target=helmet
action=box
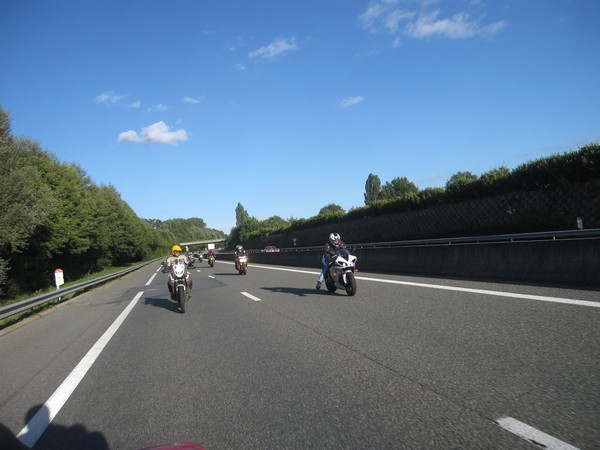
[236,245,244,252]
[329,232,341,246]
[172,245,182,254]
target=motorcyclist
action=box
[234,245,246,271]
[316,232,346,289]
[164,244,193,299]
[207,248,216,262]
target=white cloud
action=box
[181,96,201,104]
[117,130,142,143]
[249,37,298,59]
[118,121,188,145]
[148,104,169,112]
[407,10,506,39]
[129,100,141,109]
[340,96,365,108]
[359,0,406,33]
[359,0,505,41]
[236,63,247,71]
[384,8,415,33]
[94,91,125,105]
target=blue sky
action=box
[2,1,599,233]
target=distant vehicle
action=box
[263,246,279,252]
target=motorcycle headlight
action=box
[173,265,185,277]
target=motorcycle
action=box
[235,253,248,275]
[324,248,357,296]
[167,259,191,313]
[208,253,215,267]
[187,254,197,269]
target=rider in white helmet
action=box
[234,244,246,271]
[316,232,346,289]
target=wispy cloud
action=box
[181,96,202,104]
[148,104,169,112]
[94,91,125,105]
[118,121,188,145]
[128,100,141,109]
[236,63,247,71]
[407,10,506,39]
[340,96,365,108]
[249,37,298,60]
[359,0,505,41]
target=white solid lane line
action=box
[17,291,144,447]
[357,276,600,308]
[237,263,598,308]
[497,417,580,450]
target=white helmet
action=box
[329,232,341,246]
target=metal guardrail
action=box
[343,228,600,249]
[242,228,600,253]
[0,261,155,321]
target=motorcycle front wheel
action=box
[177,284,186,313]
[344,272,357,296]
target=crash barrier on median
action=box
[223,229,600,287]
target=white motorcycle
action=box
[167,259,191,313]
[324,248,357,296]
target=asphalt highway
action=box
[1,259,598,449]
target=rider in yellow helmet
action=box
[164,244,193,299]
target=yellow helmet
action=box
[171,245,182,254]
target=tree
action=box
[235,203,250,226]
[0,134,55,295]
[379,177,419,201]
[445,171,478,200]
[318,204,345,216]
[152,217,223,245]
[479,166,511,195]
[262,216,289,231]
[364,173,381,206]
[0,107,10,146]
[87,184,148,267]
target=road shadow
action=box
[261,286,317,297]
[143,296,180,312]
[10,404,109,450]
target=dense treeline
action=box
[229,143,600,245]
[147,218,226,248]
[0,107,223,298]
[352,142,600,219]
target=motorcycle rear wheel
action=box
[325,278,336,292]
[177,285,186,313]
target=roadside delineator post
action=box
[54,268,64,300]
